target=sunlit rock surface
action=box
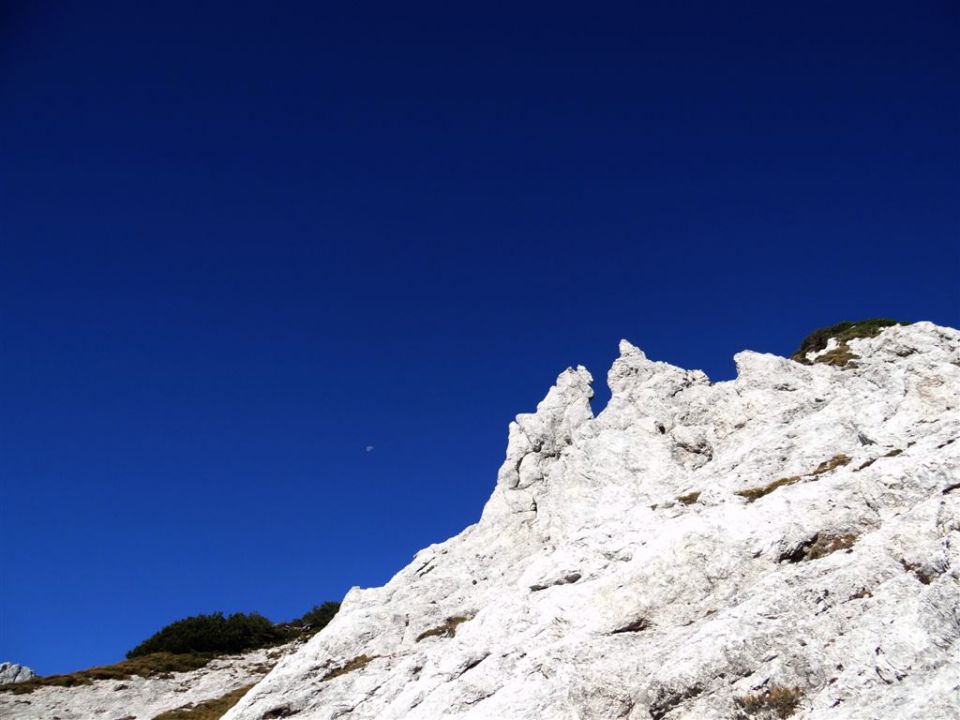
[4,323,957,719]
[221,322,960,720]
[0,663,35,685]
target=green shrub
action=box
[3,602,342,696]
[790,319,908,364]
[288,602,340,636]
[127,612,284,658]
[129,602,342,658]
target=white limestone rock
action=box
[223,321,960,720]
[0,663,35,685]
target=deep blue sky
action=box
[1,1,958,674]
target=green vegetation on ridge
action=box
[128,603,341,658]
[0,602,341,695]
[790,319,909,364]
[128,612,281,658]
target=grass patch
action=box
[736,476,801,503]
[791,319,908,364]
[280,602,340,639]
[814,344,860,367]
[677,491,701,505]
[322,654,376,681]
[804,533,858,560]
[812,454,851,475]
[151,684,254,720]
[1,653,214,695]
[857,449,903,471]
[735,686,804,718]
[415,615,470,642]
[739,454,853,503]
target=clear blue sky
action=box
[1,1,957,675]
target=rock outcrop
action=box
[223,322,960,720]
[0,663,35,685]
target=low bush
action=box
[285,602,340,637]
[128,612,283,658]
[2,601,342,697]
[128,602,341,659]
[812,454,851,475]
[790,319,907,363]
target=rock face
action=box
[0,663,35,685]
[224,322,960,720]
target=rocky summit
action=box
[220,321,960,720]
[4,322,958,720]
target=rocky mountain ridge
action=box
[224,321,960,720]
[4,321,958,719]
